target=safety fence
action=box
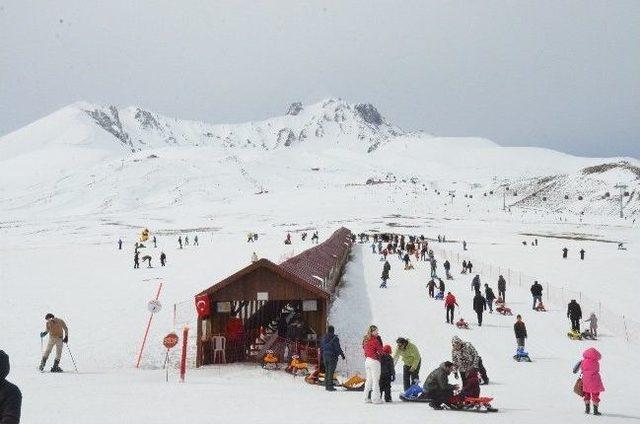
[431,246,639,344]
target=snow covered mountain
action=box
[0,99,638,219]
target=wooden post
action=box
[180,326,189,382]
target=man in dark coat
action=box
[423,361,458,409]
[497,275,507,301]
[0,351,21,424]
[473,292,487,326]
[514,315,527,347]
[471,275,481,293]
[530,281,543,310]
[562,247,568,258]
[443,260,451,279]
[484,284,496,313]
[580,249,585,260]
[567,300,582,331]
[320,326,345,391]
[160,252,167,266]
[380,260,391,288]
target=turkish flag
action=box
[195,294,210,318]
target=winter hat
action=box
[383,345,392,355]
[452,336,463,346]
[45,313,54,320]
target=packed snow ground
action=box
[1,210,639,423]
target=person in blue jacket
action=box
[320,325,346,391]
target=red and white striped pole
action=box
[180,326,189,382]
[136,282,163,368]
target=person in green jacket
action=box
[394,337,422,390]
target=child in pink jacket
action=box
[573,347,605,415]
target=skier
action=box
[445,292,458,324]
[141,255,152,268]
[0,351,21,424]
[320,325,345,391]
[393,337,421,390]
[311,231,319,244]
[484,284,496,313]
[580,248,585,260]
[567,299,582,332]
[380,345,395,402]
[134,251,140,269]
[514,314,527,348]
[573,348,604,415]
[160,252,167,266]
[380,260,391,288]
[194,235,199,246]
[426,279,436,298]
[443,260,451,279]
[585,312,598,337]
[473,292,487,326]
[118,239,123,250]
[530,280,543,310]
[153,236,157,248]
[471,274,481,293]
[497,275,507,301]
[362,325,384,404]
[251,252,258,263]
[451,336,489,385]
[39,313,68,372]
[178,236,183,249]
[423,361,458,410]
[562,247,568,258]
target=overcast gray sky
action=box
[1,0,638,158]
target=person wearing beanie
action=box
[0,350,22,424]
[379,345,395,402]
[393,337,422,390]
[39,313,69,372]
[320,325,346,391]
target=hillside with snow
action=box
[0,99,638,221]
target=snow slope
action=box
[1,99,638,219]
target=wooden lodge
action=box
[195,227,352,367]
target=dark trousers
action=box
[428,286,434,297]
[532,295,542,309]
[403,361,421,390]
[476,311,483,326]
[323,355,338,389]
[429,387,454,406]
[380,378,392,401]
[498,289,505,301]
[446,306,455,323]
[570,317,581,332]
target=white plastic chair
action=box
[211,335,226,364]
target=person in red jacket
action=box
[445,292,459,324]
[362,325,384,404]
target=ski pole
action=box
[66,344,79,373]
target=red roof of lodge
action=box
[280,227,352,292]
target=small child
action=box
[380,345,396,402]
[459,368,480,399]
[584,312,598,337]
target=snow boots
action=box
[593,405,601,415]
[51,359,63,373]
[38,358,46,372]
[585,403,590,414]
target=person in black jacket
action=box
[473,292,487,326]
[484,284,496,313]
[497,275,507,301]
[320,326,345,391]
[567,300,583,331]
[379,345,395,402]
[471,275,481,294]
[0,351,21,424]
[514,315,527,347]
[530,281,543,310]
